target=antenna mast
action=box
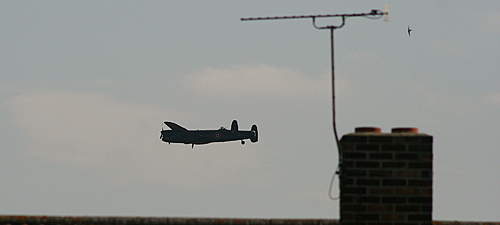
[241,9,388,197]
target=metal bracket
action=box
[312,16,345,30]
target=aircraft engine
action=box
[250,125,258,143]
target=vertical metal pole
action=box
[327,27,342,202]
[331,28,341,159]
[330,27,343,222]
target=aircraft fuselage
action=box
[161,129,255,145]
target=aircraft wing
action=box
[164,121,189,132]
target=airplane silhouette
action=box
[160,120,258,148]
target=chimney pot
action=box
[391,127,419,134]
[355,127,382,133]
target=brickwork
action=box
[340,130,433,225]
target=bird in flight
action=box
[407,25,413,36]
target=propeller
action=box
[160,122,165,140]
[383,3,391,22]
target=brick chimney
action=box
[339,127,433,225]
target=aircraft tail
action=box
[250,124,258,143]
[231,120,238,132]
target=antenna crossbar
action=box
[241,10,387,21]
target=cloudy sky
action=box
[1,0,499,221]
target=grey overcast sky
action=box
[1,0,499,221]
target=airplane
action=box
[160,120,258,148]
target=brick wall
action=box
[339,127,433,225]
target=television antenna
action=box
[241,9,388,200]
